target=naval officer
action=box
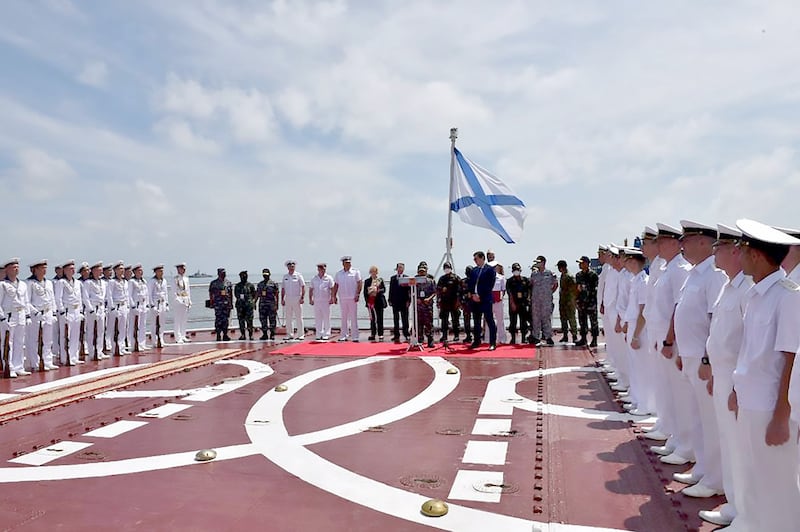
[0,258,30,376]
[25,259,58,371]
[83,261,109,361]
[172,263,192,343]
[333,256,362,342]
[281,260,305,341]
[54,260,84,366]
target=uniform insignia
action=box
[778,278,800,291]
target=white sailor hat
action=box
[340,255,352,262]
[91,261,103,269]
[29,259,47,268]
[3,258,20,268]
[620,247,644,257]
[736,219,800,248]
[487,260,498,267]
[716,224,741,243]
[316,262,327,267]
[284,259,296,267]
[113,260,125,269]
[773,225,800,240]
[61,259,75,268]
[78,261,90,272]
[679,220,717,239]
[130,263,142,270]
[597,244,609,252]
[175,262,186,268]
[642,226,658,240]
[608,245,620,256]
[153,264,164,271]
[656,223,682,239]
[102,262,113,270]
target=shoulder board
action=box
[778,278,800,291]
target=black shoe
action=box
[223,335,231,341]
[368,335,375,341]
[589,338,597,348]
[545,338,554,346]
[427,337,435,348]
[239,334,246,341]
[260,334,268,341]
[452,335,459,342]
[463,336,473,344]
[469,341,480,349]
[558,335,568,343]
[529,337,539,345]
[249,333,254,340]
[488,344,496,351]
[216,333,221,341]
[575,338,587,347]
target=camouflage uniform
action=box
[505,269,531,344]
[436,268,461,342]
[575,268,599,346]
[415,271,436,347]
[530,268,557,344]
[558,270,578,342]
[234,273,257,340]
[459,266,474,343]
[256,275,280,340]
[209,276,233,341]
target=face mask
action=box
[444,268,452,274]
[513,271,521,277]
[263,274,270,280]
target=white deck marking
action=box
[462,440,508,465]
[83,420,148,438]
[0,393,19,402]
[14,364,149,394]
[8,441,93,466]
[137,403,193,419]
[94,359,273,402]
[471,418,512,435]
[448,470,504,503]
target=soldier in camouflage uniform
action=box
[506,262,531,345]
[574,255,599,347]
[556,260,578,343]
[459,265,474,344]
[415,262,436,348]
[234,270,257,340]
[255,268,279,341]
[436,261,461,343]
[530,255,558,346]
[208,268,233,341]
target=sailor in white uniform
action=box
[731,219,800,531]
[671,220,727,497]
[172,263,191,343]
[309,262,334,340]
[127,264,149,351]
[640,227,667,434]
[148,265,169,348]
[54,260,84,366]
[82,261,109,361]
[333,256,362,342]
[25,259,58,371]
[0,258,31,377]
[281,260,305,340]
[106,261,130,356]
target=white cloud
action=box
[0,148,76,200]
[77,60,108,88]
[154,118,220,154]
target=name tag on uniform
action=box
[419,290,426,297]
[262,290,267,296]
[221,290,227,296]
[517,292,523,298]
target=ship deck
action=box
[0,334,726,531]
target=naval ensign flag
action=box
[449,148,527,243]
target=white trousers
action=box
[683,357,722,489]
[339,298,358,339]
[108,308,129,354]
[313,302,331,337]
[608,318,630,388]
[127,308,147,350]
[663,354,696,460]
[601,312,617,369]
[59,315,82,364]
[284,299,303,337]
[648,327,675,436]
[626,327,656,413]
[173,303,189,342]
[86,311,106,359]
[1,321,26,372]
[25,317,55,369]
[491,301,507,343]
[711,364,739,521]
[149,311,165,347]
[733,408,800,531]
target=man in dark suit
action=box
[467,251,497,350]
[388,262,411,343]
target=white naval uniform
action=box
[282,272,305,339]
[642,257,667,431]
[172,274,191,343]
[600,264,619,370]
[650,254,692,459]
[148,277,169,348]
[673,255,727,491]
[706,270,752,525]
[624,269,654,414]
[127,278,149,351]
[491,275,507,344]
[106,277,130,355]
[613,267,633,391]
[310,273,334,339]
[82,278,107,359]
[0,277,31,374]
[335,268,362,340]
[25,277,57,369]
[54,277,83,365]
[732,269,800,531]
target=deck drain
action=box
[472,481,519,494]
[361,425,388,433]
[77,450,106,461]
[435,428,465,436]
[172,414,193,421]
[501,397,525,403]
[400,474,443,489]
[492,430,524,438]
[249,419,270,424]
[468,375,493,380]
[457,396,483,403]
[234,389,253,395]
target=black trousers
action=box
[439,306,460,338]
[392,304,409,339]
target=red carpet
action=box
[271,339,535,358]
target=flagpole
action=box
[445,127,457,270]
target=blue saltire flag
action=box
[450,148,527,243]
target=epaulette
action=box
[778,278,800,291]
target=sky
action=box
[1,0,800,279]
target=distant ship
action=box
[188,270,212,278]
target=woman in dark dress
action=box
[364,265,387,341]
